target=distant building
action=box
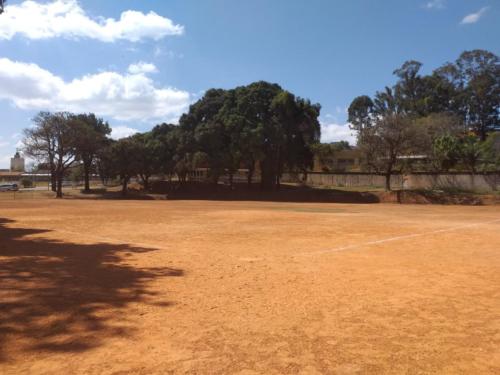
[313,149,363,172]
[0,171,23,183]
[10,151,25,172]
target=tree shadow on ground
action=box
[0,218,183,362]
[76,182,380,204]
[159,182,381,204]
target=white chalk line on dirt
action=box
[20,218,500,261]
[295,218,500,257]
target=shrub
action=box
[20,177,33,188]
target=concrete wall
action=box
[405,174,499,192]
[282,172,500,192]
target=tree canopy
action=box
[173,81,321,190]
[21,54,499,196]
[348,49,499,190]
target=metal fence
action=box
[0,190,43,200]
[0,182,105,200]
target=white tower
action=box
[10,151,25,172]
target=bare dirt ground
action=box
[1,199,499,374]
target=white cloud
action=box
[0,57,191,122]
[0,138,12,169]
[424,0,446,10]
[461,7,489,24]
[320,122,357,145]
[0,135,18,151]
[110,126,139,140]
[128,62,158,75]
[0,0,184,42]
[0,137,9,148]
[154,46,184,59]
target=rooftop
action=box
[0,171,23,177]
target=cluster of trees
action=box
[348,49,500,190]
[22,51,499,195]
[24,81,321,196]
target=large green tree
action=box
[175,81,321,190]
[177,89,227,183]
[109,138,140,195]
[131,132,161,191]
[95,138,115,186]
[269,91,321,187]
[393,60,425,115]
[230,82,320,190]
[455,50,500,140]
[72,113,111,192]
[348,95,375,135]
[151,123,179,180]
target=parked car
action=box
[0,183,19,191]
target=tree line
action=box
[22,50,499,196]
[348,49,499,190]
[23,81,321,197]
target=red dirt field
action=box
[1,199,499,374]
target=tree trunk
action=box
[177,173,186,185]
[49,158,57,192]
[385,173,391,192]
[212,172,219,185]
[479,121,487,142]
[385,158,395,192]
[83,161,91,192]
[247,165,254,186]
[470,163,476,175]
[143,176,150,191]
[51,171,57,192]
[56,172,63,198]
[229,172,234,188]
[121,176,129,196]
[260,159,277,191]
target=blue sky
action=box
[0,0,498,168]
